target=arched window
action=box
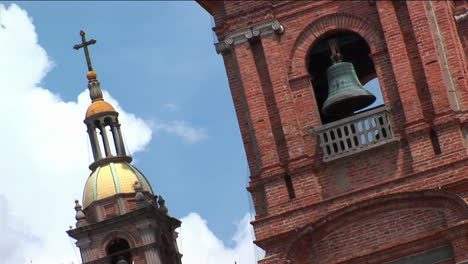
[104,117,118,156]
[307,31,384,124]
[106,238,132,264]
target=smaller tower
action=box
[67,31,182,264]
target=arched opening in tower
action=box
[106,238,132,264]
[104,117,118,156]
[307,31,383,124]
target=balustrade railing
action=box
[314,105,396,161]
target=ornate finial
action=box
[87,79,103,102]
[74,30,103,102]
[271,20,284,34]
[158,195,168,214]
[73,30,97,72]
[134,181,142,192]
[74,200,88,227]
[87,71,97,80]
[134,181,149,209]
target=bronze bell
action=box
[321,39,376,116]
[322,62,376,116]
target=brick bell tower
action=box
[197,1,468,264]
[67,31,182,264]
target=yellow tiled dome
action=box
[82,162,153,208]
[85,100,116,118]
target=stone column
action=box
[116,123,127,156]
[99,124,113,157]
[137,220,162,264]
[110,121,123,156]
[76,237,94,263]
[88,125,102,160]
[117,197,126,215]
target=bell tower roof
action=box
[86,99,116,118]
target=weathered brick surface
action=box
[197,1,468,263]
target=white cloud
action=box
[0,4,151,263]
[178,213,265,264]
[0,3,250,264]
[163,103,178,112]
[0,195,41,263]
[153,119,208,143]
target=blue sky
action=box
[21,1,249,241]
[0,1,259,263]
[0,2,384,263]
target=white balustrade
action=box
[314,105,396,161]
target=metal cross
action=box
[73,30,97,71]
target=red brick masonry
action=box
[197,1,468,263]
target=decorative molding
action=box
[215,19,284,54]
[454,9,468,23]
[136,219,154,232]
[76,236,92,248]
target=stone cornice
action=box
[215,19,284,54]
[67,205,181,238]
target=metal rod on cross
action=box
[73,30,97,71]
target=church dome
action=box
[82,161,154,208]
[86,100,116,118]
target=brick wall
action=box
[197,1,468,263]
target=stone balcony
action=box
[314,105,397,162]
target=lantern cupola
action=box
[84,70,132,170]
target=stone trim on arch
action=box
[99,230,138,258]
[288,12,386,80]
[281,190,468,263]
